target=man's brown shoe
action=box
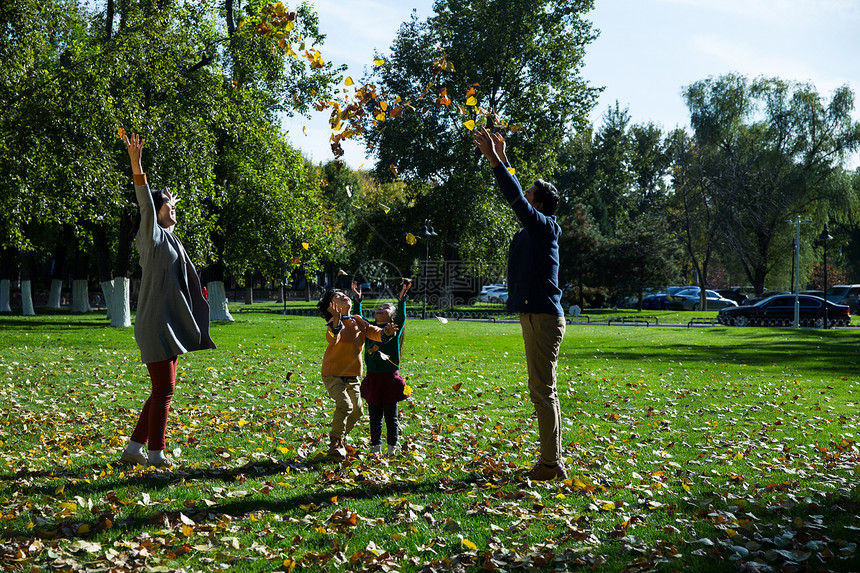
[326,437,346,462]
[528,462,567,481]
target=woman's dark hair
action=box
[532,179,560,216]
[317,289,344,320]
[150,189,165,213]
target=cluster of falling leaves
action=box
[249,2,521,166]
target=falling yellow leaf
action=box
[405,233,417,245]
[507,167,516,176]
[302,242,309,250]
[465,96,477,106]
[117,127,125,138]
[403,384,413,396]
[344,76,354,86]
[510,125,522,132]
[302,126,307,136]
[375,112,386,121]
[463,120,475,131]
[380,101,388,111]
[374,57,385,66]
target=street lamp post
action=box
[417,219,437,320]
[787,217,810,328]
[819,224,833,328]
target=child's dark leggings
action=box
[368,403,398,446]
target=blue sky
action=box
[282,0,860,168]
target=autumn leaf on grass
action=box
[452,382,462,391]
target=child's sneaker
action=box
[369,444,381,455]
[386,444,397,458]
[120,450,147,466]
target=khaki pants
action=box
[323,376,363,440]
[520,313,566,466]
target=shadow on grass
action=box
[3,457,859,572]
[565,327,860,377]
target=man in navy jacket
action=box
[474,128,567,481]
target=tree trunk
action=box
[47,280,62,308]
[245,271,253,305]
[110,209,135,328]
[207,280,234,321]
[20,252,34,316]
[0,280,9,312]
[111,276,131,327]
[47,239,68,309]
[0,249,12,312]
[91,224,114,319]
[71,245,91,313]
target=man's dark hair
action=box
[532,179,560,216]
[317,289,344,321]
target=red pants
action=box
[130,356,177,451]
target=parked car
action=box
[715,289,749,305]
[641,286,686,310]
[665,288,738,311]
[744,291,790,306]
[824,284,860,312]
[717,294,850,327]
[477,284,507,303]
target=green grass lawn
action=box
[1,307,859,571]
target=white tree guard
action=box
[207,280,234,322]
[110,276,132,327]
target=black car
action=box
[717,294,851,327]
[715,289,749,305]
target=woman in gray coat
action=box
[120,132,216,468]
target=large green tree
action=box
[361,0,600,269]
[681,74,860,294]
[1,0,340,321]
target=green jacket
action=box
[356,296,407,373]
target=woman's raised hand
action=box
[123,132,145,175]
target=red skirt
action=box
[361,370,408,405]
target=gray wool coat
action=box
[134,183,216,364]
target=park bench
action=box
[687,317,721,327]
[607,315,659,326]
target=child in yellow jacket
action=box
[317,286,397,461]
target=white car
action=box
[477,284,507,303]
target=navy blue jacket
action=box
[493,163,563,316]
